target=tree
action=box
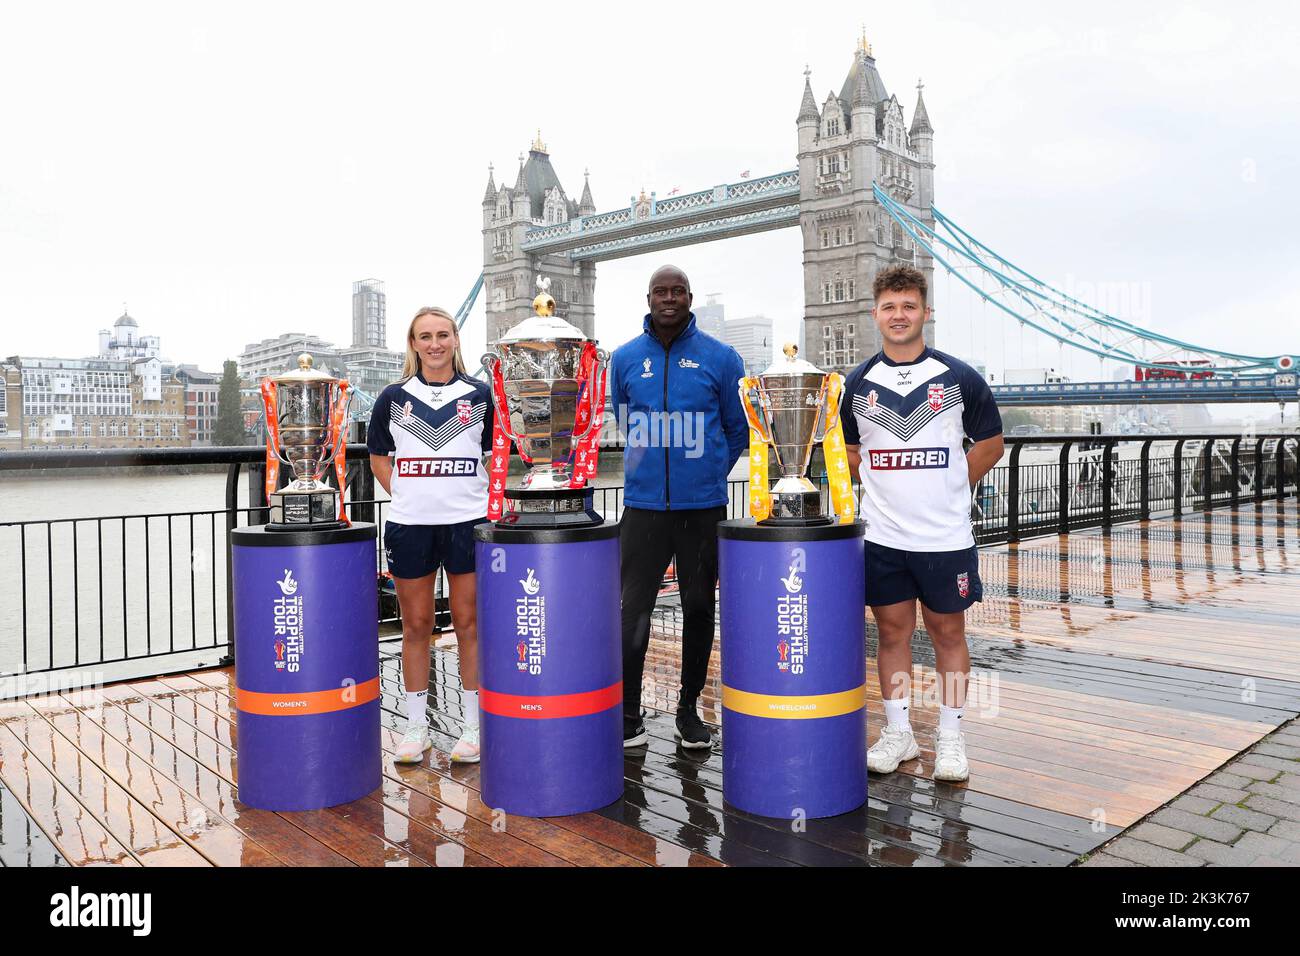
[213,359,247,446]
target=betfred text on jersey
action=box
[868,447,950,470]
[396,457,478,477]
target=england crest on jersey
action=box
[927,383,945,412]
[457,398,472,424]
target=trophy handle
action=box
[325,384,354,467]
[480,351,521,443]
[738,378,773,445]
[573,346,607,442]
[811,375,835,444]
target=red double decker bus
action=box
[1135,360,1214,382]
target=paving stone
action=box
[1128,822,1197,851]
[1105,838,1202,868]
[1227,761,1281,781]
[1267,819,1300,842]
[1234,754,1295,773]
[1204,771,1252,790]
[1184,839,1259,866]
[1211,804,1276,832]
[1170,794,1220,815]
[1245,794,1300,823]
[1079,852,1140,867]
[1246,781,1300,804]
[1272,771,1300,792]
[1150,808,1243,844]
[1189,783,1250,804]
[1233,831,1294,860]
[1252,742,1300,761]
[1248,856,1288,867]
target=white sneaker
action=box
[450,724,481,764]
[933,728,970,782]
[393,723,432,764]
[867,724,920,774]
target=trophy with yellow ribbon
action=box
[739,344,855,525]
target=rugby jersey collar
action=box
[877,346,933,368]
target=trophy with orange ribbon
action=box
[259,353,352,530]
[480,277,608,528]
[738,343,855,525]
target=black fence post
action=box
[1201,439,1214,513]
[1255,437,1267,504]
[1139,439,1153,521]
[1007,443,1023,543]
[1230,437,1241,509]
[1173,439,1185,519]
[1102,438,1116,529]
[1277,438,1286,504]
[221,462,241,667]
[1058,441,1072,536]
[248,462,269,526]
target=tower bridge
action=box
[463,36,1295,408]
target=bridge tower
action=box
[798,36,937,375]
[482,133,597,343]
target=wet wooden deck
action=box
[1,500,1297,866]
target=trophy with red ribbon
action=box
[259,353,352,530]
[480,278,607,528]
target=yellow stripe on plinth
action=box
[722,683,866,720]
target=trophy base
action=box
[759,489,832,527]
[267,487,345,531]
[496,488,603,529]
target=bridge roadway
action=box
[0,499,1296,866]
[993,374,1300,406]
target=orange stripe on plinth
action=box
[236,676,380,716]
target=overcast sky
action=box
[2,1,1298,419]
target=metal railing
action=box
[0,432,1295,690]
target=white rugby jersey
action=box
[366,371,493,525]
[840,348,1002,552]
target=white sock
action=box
[883,697,911,731]
[939,704,964,733]
[462,689,480,729]
[405,689,428,728]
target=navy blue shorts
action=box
[864,540,983,614]
[384,518,482,579]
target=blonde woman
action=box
[368,307,490,763]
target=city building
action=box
[725,314,775,376]
[238,333,342,382]
[97,310,161,362]
[337,345,405,395]
[173,365,222,446]
[481,133,597,342]
[1,364,21,451]
[352,279,387,348]
[5,355,189,449]
[798,36,936,376]
[694,294,726,339]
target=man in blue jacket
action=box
[610,264,748,749]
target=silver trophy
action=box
[263,353,350,529]
[741,344,834,525]
[480,279,607,527]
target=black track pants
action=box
[619,505,726,719]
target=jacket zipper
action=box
[662,335,673,510]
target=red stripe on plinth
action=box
[479,681,622,720]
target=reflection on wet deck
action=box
[0,501,1295,866]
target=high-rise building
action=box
[352,279,387,348]
[725,315,775,377]
[695,294,726,339]
[238,333,342,382]
[798,37,936,376]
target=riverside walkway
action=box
[0,500,1297,866]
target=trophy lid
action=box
[760,343,825,378]
[497,313,589,345]
[271,353,340,385]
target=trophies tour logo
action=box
[776,549,809,674]
[516,568,546,676]
[272,568,304,672]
